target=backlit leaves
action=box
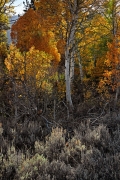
[11,8,60,64]
[5,44,53,91]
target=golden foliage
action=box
[0,42,7,57]
[5,44,53,91]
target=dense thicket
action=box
[0,0,120,179]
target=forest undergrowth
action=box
[0,97,120,180]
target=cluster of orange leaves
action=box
[99,38,120,93]
[11,8,60,65]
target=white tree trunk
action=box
[65,41,73,109]
[65,0,78,109]
[65,26,76,109]
[70,50,75,81]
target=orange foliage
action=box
[99,38,120,92]
[11,8,60,64]
[57,39,66,54]
[34,0,64,25]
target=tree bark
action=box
[65,0,78,110]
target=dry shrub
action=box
[83,124,112,153]
[111,127,120,153]
[35,127,87,167]
[18,153,49,180]
[48,160,75,180]
[1,121,120,179]
[0,144,17,180]
[31,126,120,179]
[59,131,86,167]
[76,149,120,180]
[43,127,66,161]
